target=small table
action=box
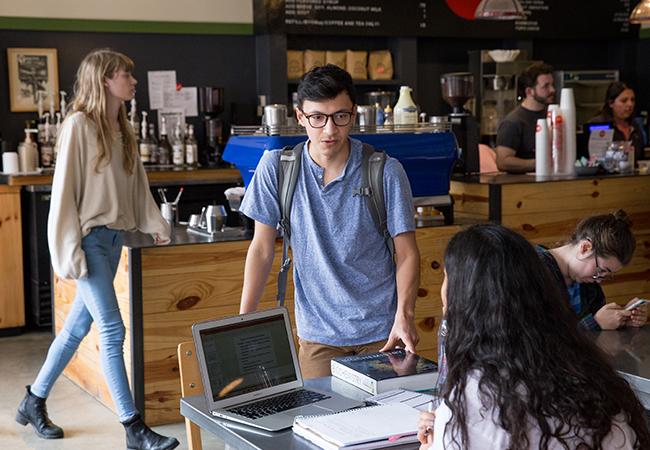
[180,377,420,450]
[592,326,650,408]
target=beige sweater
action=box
[48,112,170,279]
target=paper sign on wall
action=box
[163,87,198,117]
[147,71,176,110]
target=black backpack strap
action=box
[276,142,304,306]
[359,143,395,261]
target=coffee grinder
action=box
[198,87,225,167]
[441,72,480,173]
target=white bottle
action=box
[139,111,151,164]
[393,86,418,125]
[129,98,140,137]
[59,91,67,118]
[18,129,39,173]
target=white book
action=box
[292,403,419,450]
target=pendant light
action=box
[474,0,526,20]
[630,0,650,24]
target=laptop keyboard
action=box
[228,389,331,419]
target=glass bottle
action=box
[157,117,172,166]
[185,124,198,167]
[139,111,151,164]
[40,114,54,168]
[129,98,140,137]
[172,123,185,167]
[148,123,159,165]
[52,112,62,165]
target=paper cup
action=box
[2,152,19,174]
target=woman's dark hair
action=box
[297,64,356,107]
[570,209,635,265]
[598,81,635,121]
[441,224,649,449]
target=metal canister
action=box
[263,104,288,135]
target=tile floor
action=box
[0,331,225,450]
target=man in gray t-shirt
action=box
[496,63,555,174]
[239,65,420,379]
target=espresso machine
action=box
[198,87,225,167]
[441,73,480,173]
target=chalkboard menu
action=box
[255,0,638,39]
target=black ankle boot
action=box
[123,415,179,450]
[15,385,64,439]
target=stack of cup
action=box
[2,152,20,174]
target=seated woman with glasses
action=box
[536,210,646,331]
[417,224,649,449]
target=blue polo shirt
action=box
[240,138,415,346]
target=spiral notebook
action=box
[292,403,420,450]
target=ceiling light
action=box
[475,0,526,20]
[630,0,650,24]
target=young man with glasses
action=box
[536,210,647,331]
[238,64,420,378]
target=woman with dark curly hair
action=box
[417,224,649,449]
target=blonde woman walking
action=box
[15,49,178,450]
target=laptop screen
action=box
[198,313,298,402]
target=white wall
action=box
[0,0,252,23]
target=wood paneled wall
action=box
[451,175,650,306]
[0,185,24,330]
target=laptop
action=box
[192,307,364,431]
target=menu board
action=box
[255,0,638,39]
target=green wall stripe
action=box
[640,27,650,39]
[0,16,253,35]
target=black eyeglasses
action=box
[300,110,354,128]
[593,253,613,281]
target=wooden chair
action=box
[177,341,203,450]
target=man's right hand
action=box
[595,302,632,330]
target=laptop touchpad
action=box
[290,404,333,416]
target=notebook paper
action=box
[292,403,419,449]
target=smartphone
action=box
[625,299,648,311]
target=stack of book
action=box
[330,349,438,395]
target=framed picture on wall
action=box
[7,47,59,113]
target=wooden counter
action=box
[451,171,650,305]
[0,167,242,187]
[0,185,25,334]
[53,224,456,425]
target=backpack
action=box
[276,141,394,306]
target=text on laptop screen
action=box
[199,314,297,402]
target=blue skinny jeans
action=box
[31,226,137,422]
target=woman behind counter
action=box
[590,81,645,164]
[417,224,649,449]
[15,49,178,450]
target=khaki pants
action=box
[298,338,386,379]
